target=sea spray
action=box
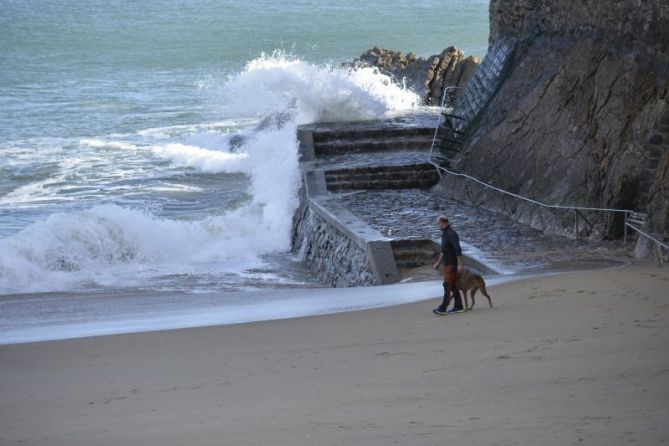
[219,51,419,124]
[0,52,420,294]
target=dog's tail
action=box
[478,278,493,308]
[479,280,490,297]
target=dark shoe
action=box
[433,307,448,315]
[447,307,464,314]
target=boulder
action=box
[354,46,480,105]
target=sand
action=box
[1,261,668,445]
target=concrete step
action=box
[326,178,439,191]
[393,250,439,268]
[325,163,439,191]
[314,136,433,156]
[390,239,440,269]
[312,126,435,144]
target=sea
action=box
[0,0,489,300]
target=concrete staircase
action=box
[313,127,434,156]
[390,239,439,269]
[295,115,503,287]
[324,163,439,191]
[390,238,499,281]
[308,122,440,192]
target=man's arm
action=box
[433,253,443,270]
[448,230,465,273]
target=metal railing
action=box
[624,221,669,267]
[428,86,463,160]
[426,86,666,265]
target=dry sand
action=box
[1,261,668,445]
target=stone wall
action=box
[292,197,377,287]
[438,0,669,243]
[291,129,402,287]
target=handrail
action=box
[427,161,634,215]
[427,85,634,215]
[425,84,653,244]
[428,86,462,165]
[625,222,669,251]
[625,222,668,267]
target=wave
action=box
[218,51,420,124]
[0,52,420,294]
[0,127,299,293]
[0,203,292,293]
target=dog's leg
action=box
[469,287,477,310]
[463,290,469,311]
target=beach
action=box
[1,261,667,445]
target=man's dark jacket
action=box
[440,226,462,272]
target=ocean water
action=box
[0,0,489,295]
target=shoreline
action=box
[0,257,630,345]
[2,260,667,445]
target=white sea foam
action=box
[134,119,259,139]
[0,203,286,293]
[79,138,139,151]
[219,51,419,124]
[150,143,250,173]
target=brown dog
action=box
[456,271,493,310]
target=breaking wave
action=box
[0,52,420,293]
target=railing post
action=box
[623,211,628,243]
[574,209,579,241]
[655,244,663,268]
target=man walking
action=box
[433,215,465,315]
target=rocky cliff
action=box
[439,0,668,248]
[354,46,480,105]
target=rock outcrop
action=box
[354,47,480,105]
[436,0,668,249]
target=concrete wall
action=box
[291,130,401,287]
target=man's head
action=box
[436,215,449,230]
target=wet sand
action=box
[1,261,668,445]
